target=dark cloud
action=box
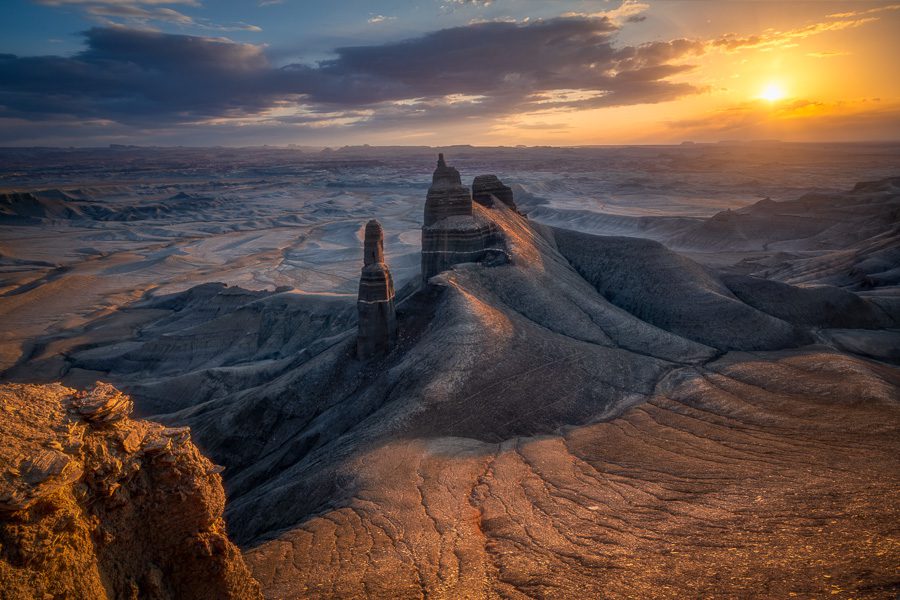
[0,16,704,138]
[0,27,284,123]
[312,18,625,104]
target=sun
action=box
[759,82,787,102]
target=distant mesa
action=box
[421,154,510,284]
[356,219,398,360]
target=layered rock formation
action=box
[423,153,471,226]
[472,174,516,210]
[0,382,261,600]
[421,154,508,284]
[357,220,398,359]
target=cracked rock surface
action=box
[246,350,900,599]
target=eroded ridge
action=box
[247,351,900,599]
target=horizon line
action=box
[3,140,900,151]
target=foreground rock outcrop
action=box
[421,154,508,283]
[357,219,398,359]
[0,382,261,600]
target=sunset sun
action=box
[759,82,788,102]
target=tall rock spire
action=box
[424,153,471,226]
[363,218,385,266]
[357,220,398,360]
[421,154,508,285]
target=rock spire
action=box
[421,154,508,284]
[424,153,472,226]
[357,220,398,359]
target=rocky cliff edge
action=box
[0,382,261,600]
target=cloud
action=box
[306,18,702,108]
[33,0,261,32]
[439,0,493,14]
[202,21,263,32]
[0,27,275,125]
[83,4,195,26]
[711,16,878,51]
[562,1,650,25]
[503,120,570,131]
[666,97,900,142]
[0,16,705,138]
[806,51,850,58]
[444,0,493,6]
[367,15,396,24]
[827,3,900,18]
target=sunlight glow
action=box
[759,82,788,102]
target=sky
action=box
[1,0,899,146]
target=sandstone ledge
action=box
[0,382,261,600]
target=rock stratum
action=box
[472,174,516,211]
[2,157,899,599]
[0,382,261,600]
[421,154,508,283]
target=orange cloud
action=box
[806,51,851,58]
[827,3,900,18]
[711,17,878,52]
[667,98,900,142]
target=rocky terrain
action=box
[1,145,899,598]
[2,143,898,372]
[0,382,261,599]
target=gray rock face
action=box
[550,227,805,350]
[720,274,895,329]
[362,217,386,266]
[423,153,472,226]
[472,174,516,210]
[357,220,398,359]
[421,155,508,284]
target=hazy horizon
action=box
[3,139,900,150]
